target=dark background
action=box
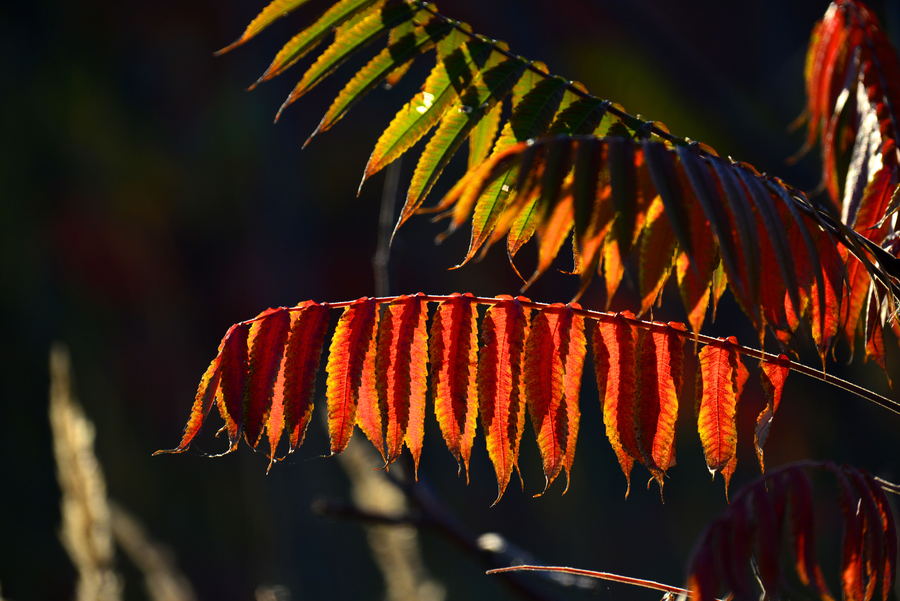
[3,1,899,599]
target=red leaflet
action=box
[244,308,291,448]
[160,324,237,453]
[280,302,329,450]
[810,236,842,358]
[697,337,747,493]
[755,355,790,473]
[847,470,885,601]
[325,298,377,455]
[524,303,586,493]
[835,468,866,601]
[688,463,895,601]
[375,294,429,468]
[478,295,530,503]
[867,473,898,601]
[634,324,684,490]
[752,484,782,593]
[430,293,479,479]
[217,322,251,449]
[593,313,638,496]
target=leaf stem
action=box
[236,293,898,414]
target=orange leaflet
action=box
[593,312,638,496]
[754,355,790,473]
[217,322,251,449]
[634,324,684,490]
[325,297,377,455]
[376,294,429,467]
[429,293,479,479]
[524,304,586,493]
[675,171,715,333]
[560,306,587,491]
[478,295,530,503]
[355,309,385,461]
[244,308,292,448]
[697,336,747,493]
[279,302,330,450]
[637,197,676,315]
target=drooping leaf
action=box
[478,295,530,503]
[402,56,526,226]
[593,312,639,496]
[697,337,747,493]
[244,308,292,448]
[280,302,330,451]
[217,0,315,55]
[524,304,586,493]
[308,18,455,138]
[754,355,790,473]
[363,32,493,182]
[325,297,378,454]
[277,0,418,114]
[634,324,684,490]
[217,322,251,449]
[251,0,382,85]
[688,463,897,601]
[429,293,479,478]
[373,294,429,472]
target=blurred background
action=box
[3,0,899,599]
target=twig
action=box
[486,565,690,597]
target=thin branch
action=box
[486,565,690,597]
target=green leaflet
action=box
[256,0,382,85]
[335,0,387,37]
[309,19,455,142]
[507,197,540,259]
[218,0,314,55]
[548,96,610,135]
[464,75,569,259]
[382,17,416,88]
[401,55,527,227]
[363,32,494,182]
[468,102,503,170]
[277,0,419,117]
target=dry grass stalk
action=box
[49,343,122,601]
